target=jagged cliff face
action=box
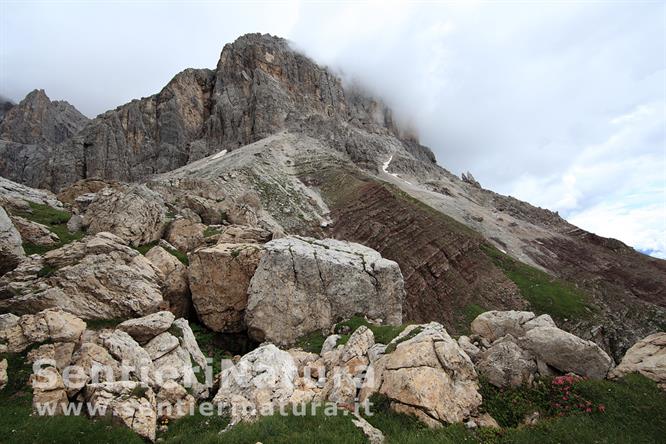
[0,33,664,359]
[0,34,431,191]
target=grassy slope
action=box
[9,202,84,255]
[481,244,594,322]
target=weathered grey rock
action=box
[11,215,59,246]
[117,311,175,344]
[0,206,24,275]
[213,344,297,423]
[339,326,374,372]
[0,358,7,390]
[85,381,157,441]
[145,246,191,318]
[476,340,537,388]
[20,308,86,344]
[171,318,208,371]
[156,380,196,420]
[99,330,155,384]
[377,323,481,427]
[83,185,168,247]
[521,326,613,379]
[0,232,164,319]
[26,342,75,372]
[0,313,28,353]
[67,342,121,395]
[458,335,481,361]
[321,334,341,355]
[0,176,63,210]
[471,311,536,342]
[189,243,264,332]
[144,332,180,361]
[246,236,404,345]
[29,366,69,415]
[609,332,666,389]
[165,218,206,252]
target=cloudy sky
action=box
[1,1,665,258]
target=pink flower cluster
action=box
[550,375,605,415]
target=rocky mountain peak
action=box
[0,88,88,145]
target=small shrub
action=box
[36,265,57,278]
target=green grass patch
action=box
[12,202,85,255]
[384,326,423,354]
[36,265,57,278]
[163,405,365,444]
[479,378,553,428]
[203,226,222,238]
[481,244,592,321]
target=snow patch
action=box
[382,155,412,185]
[211,149,228,160]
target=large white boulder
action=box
[245,236,404,345]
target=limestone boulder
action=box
[156,380,196,420]
[476,339,537,388]
[145,246,191,317]
[85,381,157,441]
[10,215,59,246]
[609,332,666,389]
[521,326,613,379]
[213,344,297,423]
[470,311,537,342]
[0,206,24,275]
[0,358,7,390]
[377,323,481,427]
[165,218,206,252]
[0,232,164,319]
[117,311,175,344]
[83,185,168,247]
[189,243,264,332]
[246,236,404,345]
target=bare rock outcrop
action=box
[470,311,553,342]
[189,243,265,332]
[212,344,297,424]
[0,89,88,145]
[475,338,537,388]
[164,218,206,252]
[145,246,191,318]
[82,185,168,247]
[117,311,175,344]
[0,232,164,319]
[246,236,404,345]
[521,326,613,379]
[85,381,157,441]
[609,332,666,389]
[0,206,24,275]
[375,323,482,427]
[11,215,59,246]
